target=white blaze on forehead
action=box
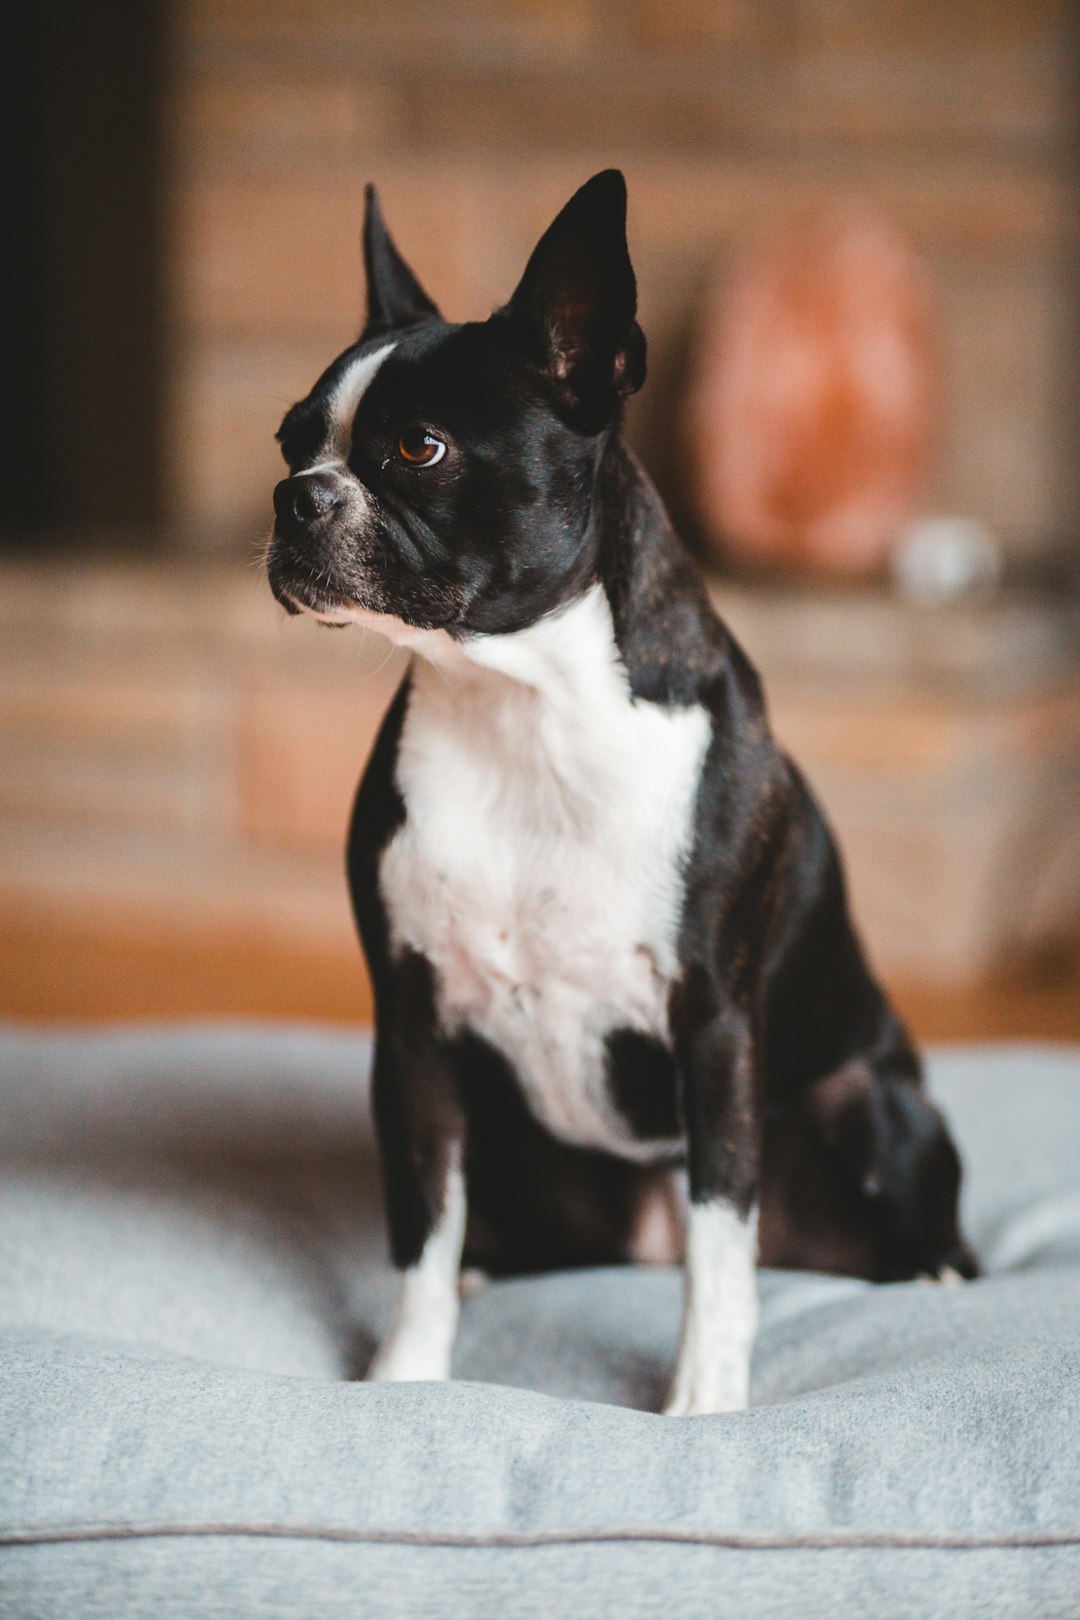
[319,340,397,462]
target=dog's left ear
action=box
[362,184,441,338]
[497,169,646,425]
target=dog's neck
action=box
[399,610,716,860]
[408,580,626,747]
[592,439,733,707]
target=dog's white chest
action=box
[379,588,711,1158]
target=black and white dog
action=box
[267,171,975,1415]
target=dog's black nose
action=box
[273,473,344,529]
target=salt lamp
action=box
[686,207,938,576]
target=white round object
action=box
[891,517,1003,601]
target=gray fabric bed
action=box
[0,1026,1077,1618]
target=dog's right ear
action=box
[361,185,441,338]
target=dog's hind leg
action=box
[758,1060,978,1283]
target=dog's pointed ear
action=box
[362,184,440,338]
[497,169,646,422]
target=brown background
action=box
[168,0,1079,563]
[1,0,1077,1041]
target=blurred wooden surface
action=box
[0,907,372,1026]
[2,900,1077,1045]
[1,557,1076,1039]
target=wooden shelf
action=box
[3,897,1077,1045]
[2,556,1077,1024]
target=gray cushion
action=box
[1,1026,1078,1619]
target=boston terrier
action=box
[267,171,976,1416]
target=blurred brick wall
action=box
[2,558,1075,1000]
[166,0,1076,558]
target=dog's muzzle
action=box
[267,467,376,617]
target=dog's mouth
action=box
[285,592,357,627]
[265,541,364,625]
[272,579,356,622]
[266,558,460,648]
[266,531,473,640]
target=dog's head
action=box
[266,170,645,643]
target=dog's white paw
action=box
[662,1388,749,1418]
[366,1338,451,1383]
[916,1265,967,1287]
[662,1357,750,1417]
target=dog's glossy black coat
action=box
[268,172,976,1286]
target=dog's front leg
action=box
[366,997,467,1384]
[665,997,760,1417]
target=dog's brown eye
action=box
[396,429,446,467]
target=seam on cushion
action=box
[1,1526,1078,1552]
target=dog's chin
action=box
[268,556,379,629]
[266,538,470,652]
[274,579,458,653]
[280,588,361,628]
[266,572,352,624]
